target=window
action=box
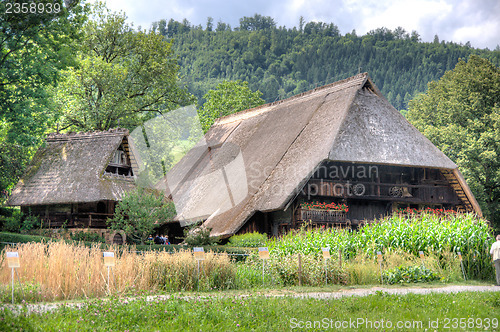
[112,150,126,165]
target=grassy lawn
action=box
[1,290,499,331]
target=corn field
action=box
[266,213,495,280]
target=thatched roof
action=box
[164,73,482,237]
[7,128,136,206]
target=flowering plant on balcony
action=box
[397,207,458,215]
[300,201,348,212]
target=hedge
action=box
[0,233,252,261]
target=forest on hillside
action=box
[153,15,500,110]
[1,4,500,229]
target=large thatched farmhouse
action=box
[7,128,137,243]
[165,73,482,238]
[7,73,483,242]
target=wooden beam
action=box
[452,169,482,217]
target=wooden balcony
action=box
[276,209,350,235]
[305,179,459,204]
[298,208,347,222]
[40,212,113,229]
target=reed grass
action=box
[0,242,236,302]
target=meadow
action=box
[1,291,499,331]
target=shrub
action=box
[69,231,106,243]
[20,214,40,233]
[1,210,22,233]
[384,265,440,284]
[184,225,219,246]
[0,207,14,217]
[0,210,41,234]
[228,232,267,247]
[0,232,49,250]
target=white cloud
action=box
[453,21,500,48]
[102,0,500,49]
[356,0,453,33]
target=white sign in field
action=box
[6,252,20,268]
[321,247,331,259]
[193,247,205,260]
[103,252,115,267]
[258,247,270,260]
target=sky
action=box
[104,0,500,50]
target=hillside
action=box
[156,16,500,110]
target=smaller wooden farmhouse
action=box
[7,128,137,243]
[164,73,482,239]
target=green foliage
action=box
[228,232,267,247]
[269,255,347,286]
[1,291,499,330]
[407,55,500,230]
[0,207,13,217]
[238,14,276,31]
[266,212,495,280]
[69,231,106,243]
[19,214,40,233]
[0,140,29,195]
[159,18,500,110]
[199,80,264,132]
[183,224,219,246]
[0,232,50,250]
[0,282,44,303]
[52,3,194,132]
[0,1,86,194]
[108,188,176,244]
[235,254,347,288]
[132,244,249,258]
[384,265,440,284]
[0,210,40,234]
[149,251,237,292]
[345,259,381,285]
[0,210,22,233]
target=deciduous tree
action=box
[198,80,264,133]
[0,0,85,193]
[108,187,176,244]
[53,3,193,132]
[407,55,500,229]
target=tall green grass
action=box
[228,232,267,247]
[267,213,495,280]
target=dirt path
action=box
[2,285,499,315]
[290,285,500,299]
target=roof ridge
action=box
[214,72,368,126]
[46,128,129,142]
